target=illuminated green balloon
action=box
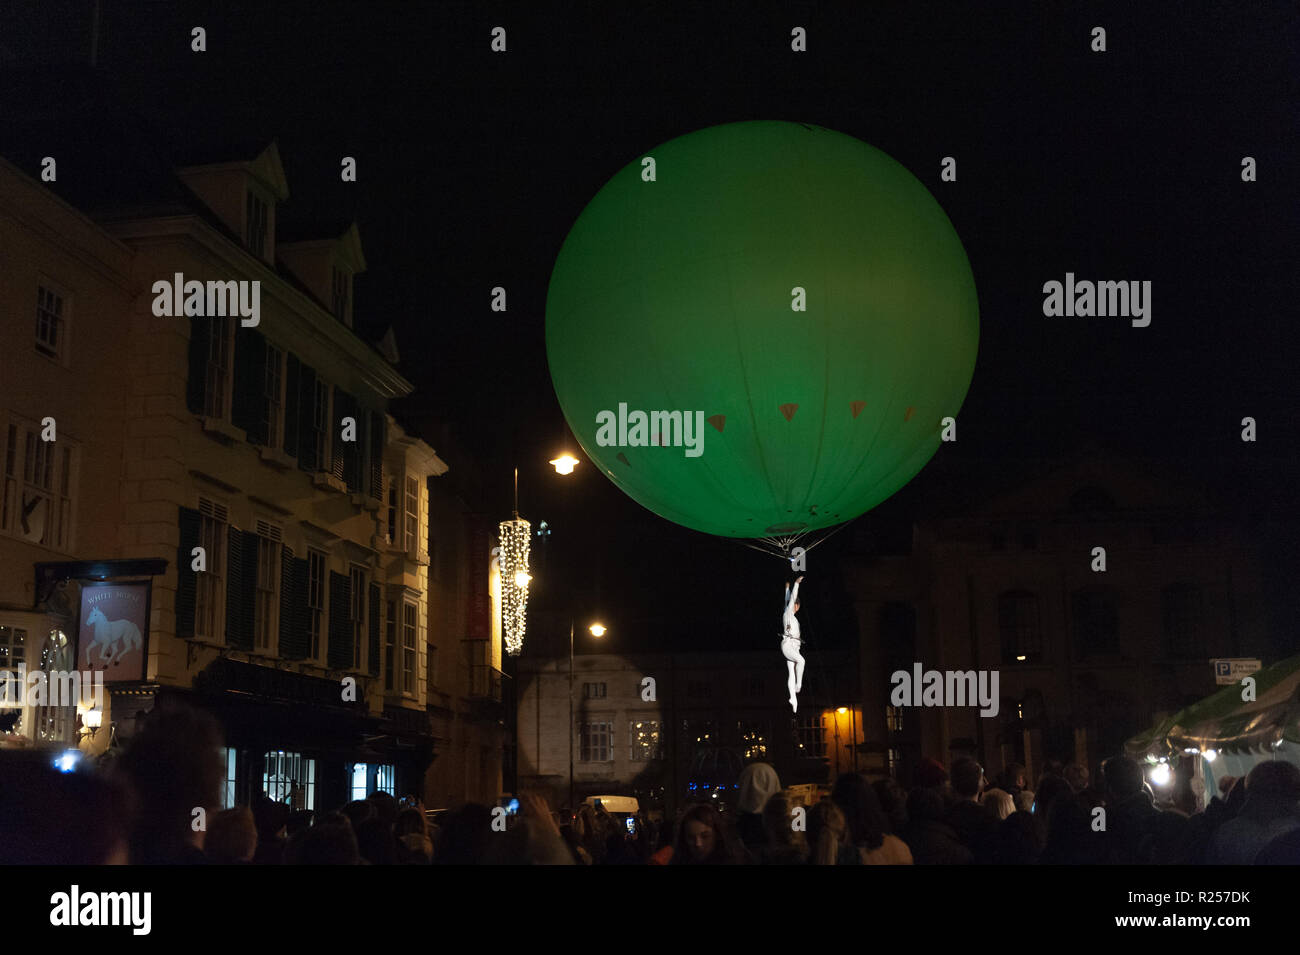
[545,120,978,540]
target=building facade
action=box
[516,649,860,815]
[848,452,1271,788]
[0,141,461,811]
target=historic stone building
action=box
[0,105,504,810]
[847,451,1272,787]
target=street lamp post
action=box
[569,619,575,810]
[568,618,605,811]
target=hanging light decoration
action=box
[498,517,531,656]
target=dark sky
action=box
[8,1,1299,655]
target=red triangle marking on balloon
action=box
[779,403,798,422]
[850,400,866,419]
[707,414,726,433]
[616,452,631,467]
[904,406,915,422]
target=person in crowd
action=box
[831,773,912,864]
[1014,790,1035,813]
[394,806,433,863]
[991,810,1044,865]
[670,803,744,865]
[735,762,782,851]
[356,816,399,865]
[114,701,224,864]
[981,787,1015,821]
[366,791,399,828]
[0,752,133,864]
[902,786,972,865]
[913,756,950,799]
[1205,760,1300,865]
[1039,786,1103,865]
[483,792,574,865]
[342,799,376,830]
[251,795,290,865]
[285,809,314,839]
[872,777,909,835]
[1186,774,1245,864]
[205,807,257,864]
[1062,763,1090,794]
[432,803,494,865]
[287,814,360,865]
[945,757,999,864]
[806,799,851,865]
[575,804,608,864]
[999,763,1028,800]
[1257,825,1300,864]
[1100,755,1162,864]
[1031,774,1073,823]
[753,792,808,864]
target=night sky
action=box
[7,1,1299,655]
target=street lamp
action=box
[569,618,606,810]
[550,454,579,475]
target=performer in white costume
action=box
[781,575,805,712]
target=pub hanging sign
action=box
[78,581,151,683]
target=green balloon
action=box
[546,121,978,540]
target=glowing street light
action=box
[589,623,606,637]
[551,454,580,475]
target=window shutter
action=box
[327,570,352,669]
[334,391,360,492]
[279,553,309,660]
[330,388,349,482]
[232,329,267,443]
[186,317,211,415]
[176,505,201,637]
[283,353,301,459]
[225,528,258,650]
[297,364,318,472]
[368,582,381,677]
[368,410,384,500]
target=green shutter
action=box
[327,570,352,669]
[368,582,381,677]
[330,387,348,482]
[232,329,267,443]
[335,391,360,492]
[297,364,318,472]
[368,410,385,500]
[186,317,211,415]
[225,528,257,650]
[176,506,200,637]
[279,554,309,660]
[283,353,301,459]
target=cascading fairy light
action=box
[498,517,531,656]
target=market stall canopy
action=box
[1125,653,1300,760]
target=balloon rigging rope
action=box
[737,518,855,561]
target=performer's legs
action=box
[786,660,798,710]
[794,652,805,694]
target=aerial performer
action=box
[781,575,805,712]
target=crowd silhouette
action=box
[3,702,1298,865]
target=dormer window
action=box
[331,266,350,322]
[245,191,269,257]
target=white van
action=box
[583,795,640,816]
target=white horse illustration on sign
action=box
[84,605,143,668]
